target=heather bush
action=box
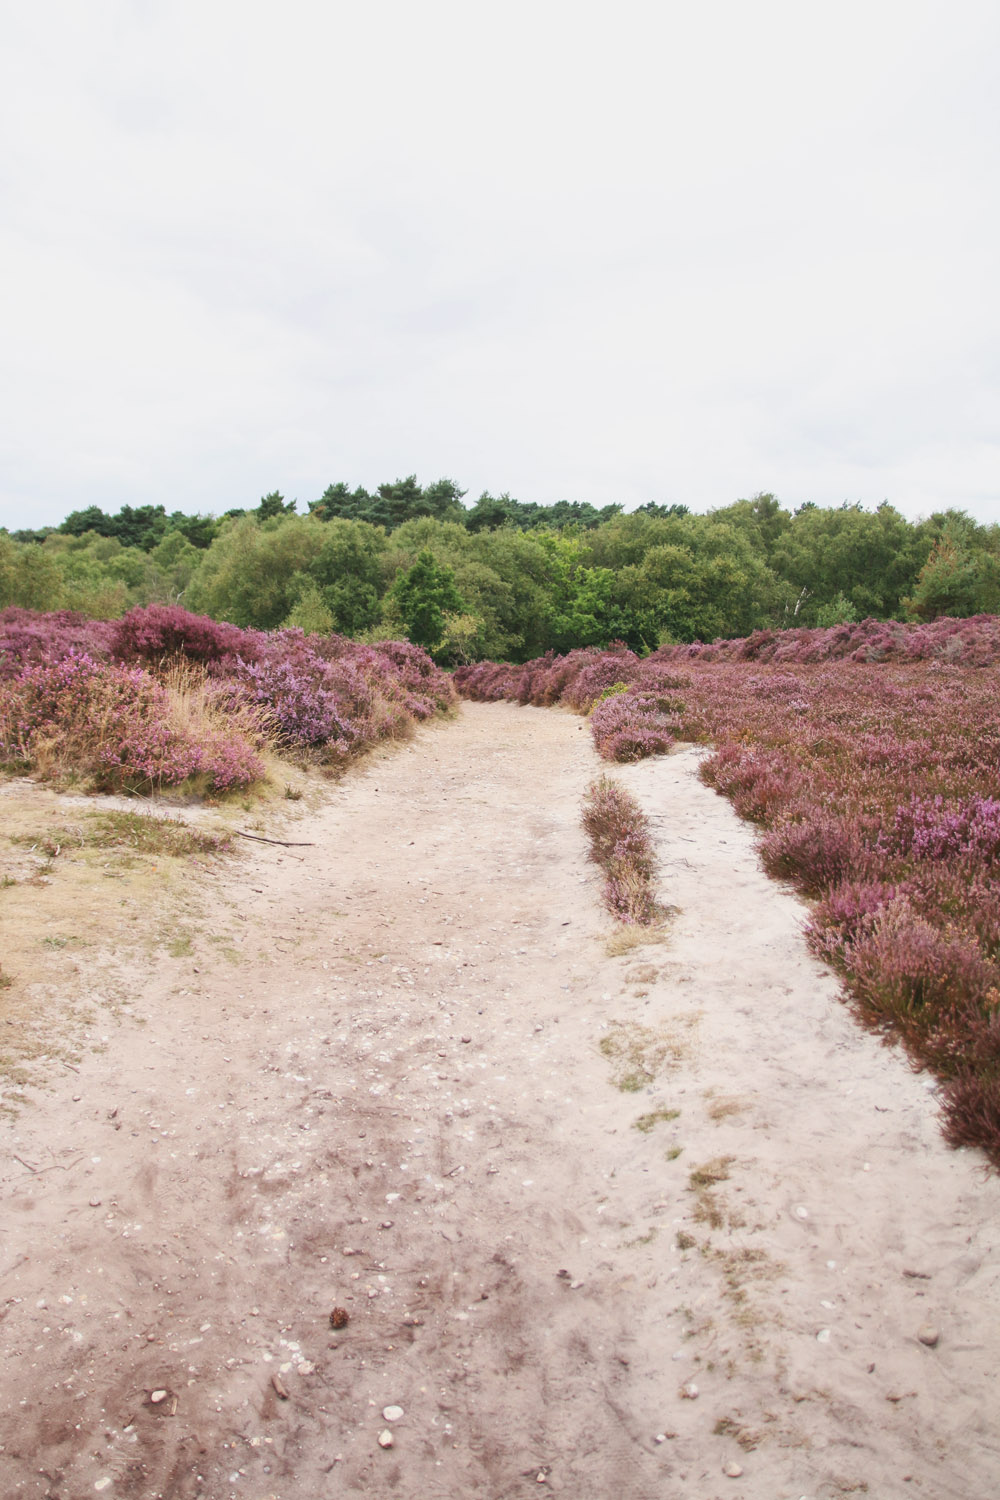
[842,899,1000,1060]
[940,1066,1000,1153]
[581,775,663,926]
[883,795,1000,866]
[702,744,805,825]
[805,880,899,966]
[0,608,115,674]
[562,646,641,711]
[651,612,1000,668]
[111,604,254,665]
[589,691,678,763]
[0,606,455,793]
[760,815,875,895]
[0,652,265,793]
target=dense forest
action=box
[2,479,998,662]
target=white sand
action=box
[1,701,997,1498]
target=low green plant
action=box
[633,1106,680,1133]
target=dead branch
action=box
[235,831,316,847]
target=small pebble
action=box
[723,1461,744,1477]
[378,1429,394,1449]
[94,1481,113,1493]
[917,1324,940,1347]
[680,1382,699,1399]
[149,1390,168,1404]
[793,1204,809,1220]
[383,1404,404,1421]
[89,1198,102,1208]
[817,1328,831,1344]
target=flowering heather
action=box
[581,775,663,926]
[589,691,680,763]
[652,612,1000,668]
[0,606,456,791]
[0,608,115,675]
[219,629,456,761]
[111,604,254,665]
[456,619,1000,1165]
[0,651,263,793]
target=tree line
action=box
[2,479,998,661]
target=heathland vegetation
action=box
[4,480,1000,1164]
[456,617,1000,1164]
[3,484,999,660]
[0,605,455,795]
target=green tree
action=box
[392,550,465,654]
[769,502,929,622]
[147,530,201,602]
[186,515,323,628]
[0,533,65,609]
[904,526,1000,620]
[710,492,791,558]
[283,583,336,634]
[305,518,386,634]
[309,476,466,531]
[255,491,296,522]
[814,591,860,627]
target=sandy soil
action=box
[1,700,999,1500]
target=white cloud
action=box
[1,0,997,530]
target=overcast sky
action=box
[2,0,998,533]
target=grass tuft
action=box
[633,1106,681,1133]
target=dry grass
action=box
[599,1017,697,1092]
[688,1155,735,1189]
[706,1094,748,1122]
[633,1106,680,1133]
[604,922,670,957]
[0,780,241,1096]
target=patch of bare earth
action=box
[1,704,999,1499]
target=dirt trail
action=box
[2,701,999,1500]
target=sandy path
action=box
[1,701,999,1500]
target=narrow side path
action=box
[0,703,997,1500]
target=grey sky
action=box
[2,0,998,533]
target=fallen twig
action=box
[235,831,315,847]
[13,1154,37,1173]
